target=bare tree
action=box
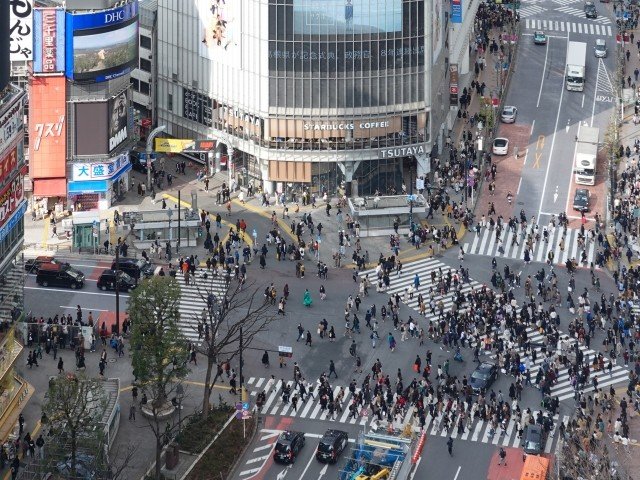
[191,277,276,418]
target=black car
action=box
[97,269,137,292]
[316,429,348,463]
[584,2,597,17]
[274,431,305,464]
[36,263,85,289]
[25,256,69,273]
[469,362,498,394]
[111,257,155,281]
[130,150,156,173]
[523,424,546,454]
[573,188,590,212]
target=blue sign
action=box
[0,201,27,243]
[451,0,463,23]
[65,1,139,83]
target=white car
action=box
[492,138,509,156]
[501,106,517,123]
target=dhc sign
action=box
[104,10,126,24]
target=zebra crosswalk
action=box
[487,325,630,401]
[524,18,613,36]
[555,6,612,24]
[463,226,599,267]
[246,376,564,453]
[358,258,482,320]
[519,5,547,17]
[552,0,582,6]
[174,271,228,342]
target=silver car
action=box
[501,106,517,123]
[594,39,607,58]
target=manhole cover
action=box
[109,358,117,363]
[517,201,524,205]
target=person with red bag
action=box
[414,355,422,373]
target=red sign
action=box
[42,9,59,73]
[0,176,25,228]
[0,148,18,185]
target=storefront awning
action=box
[33,178,66,197]
[68,180,108,194]
[111,163,131,183]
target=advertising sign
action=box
[33,8,66,73]
[75,102,109,156]
[293,0,402,34]
[29,76,67,180]
[0,148,18,186]
[197,0,241,67]
[0,176,25,229]
[451,0,463,24]
[183,87,214,127]
[0,100,24,154]
[9,0,34,61]
[72,154,130,182]
[449,63,459,104]
[154,138,194,153]
[109,91,129,152]
[378,144,427,160]
[65,1,139,83]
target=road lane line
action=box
[538,34,570,220]
[25,286,130,297]
[517,177,522,195]
[537,41,550,108]
[453,466,462,480]
[253,444,272,452]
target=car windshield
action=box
[66,268,81,280]
[318,442,334,453]
[136,259,150,269]
[472,370,489,380]
[525,439,540,450]
[118,271,133,282]
[275,443,291,453]
[495,140,507,147]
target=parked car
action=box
[594,39,607,57]
[492,138,509,156]
[111,257,155,281]
[25,256,68,273]
[97,269,137,292]
[274,431,305,464]
[533,31,547,45]
[501,106,518,123]
[36,263,85,289]
[130,150,156,173]
[573,188,591,212]
[470,362,498,394]
[523,424,546,455]
[316,429,348,463]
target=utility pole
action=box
[177,189,181,254]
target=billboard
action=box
[451,0,462,23]
[0,98,23,155]
[29,76,67,180]
[108,91,128,152]
[75,102,109,156]
[9,0,34,61]
[0,176,25,229]
[197,0,240,67]
[65,1,139,83]
[0,148,18,186]
[72,154,129,181]
[293,0,402,35]
[154,138,194,153]
[33,8,66,73]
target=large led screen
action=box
[293,0,402,35]
[65,1,139,83]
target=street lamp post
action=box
[146,125,167,192]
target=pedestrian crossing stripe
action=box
[245,376,564,453]
[555,6,612,24]
[552,0,582,6]
[358,258,483,322]
[485,325,630,401]
[524,18,613,35]
[518,5,546,18]
[462,226,600,268]
[173,271,228,342]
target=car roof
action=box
[576,188,589,194]
[596,39,605,45]
[35,255,55,261]
[321,429,347,440]
[100,269,118,275]
[534,30,545,35]
[278,431,303,442]
[38,263,64,272]
[503,106,515,111]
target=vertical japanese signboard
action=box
[33,8,66,73]
[449,64,459,105]
[9,0,34,61]
[451,0,463,24]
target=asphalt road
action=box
[507,0,616,222]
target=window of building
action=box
[140,35,152,50]
[167,93,173,111]
[140,58,152,72]
[131,78,140,91]
[140,81,150,95]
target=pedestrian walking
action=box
[498,447,507,466]
[329,360,338,378]
[447,437,453,456]
[57,357,64,373]
[129,404,136,421]
[305,330,312,346]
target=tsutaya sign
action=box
[378,144,427,159]
[304,121,390,131]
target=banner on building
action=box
[0,99,24,154]
[0,148,18,186]
[10,0,34,61]
[154,138,195,153]
[29,75,67,179]
[451,0,463,24]
[109,91,129,152]
[33,8,66,73]
[72,154,130,181]
[449,64,459,104]
[0,176,25,228]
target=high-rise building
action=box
[0,0,33,443]
[156,0,473,197]
[28,0,139,213]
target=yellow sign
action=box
[154,138,194,153]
